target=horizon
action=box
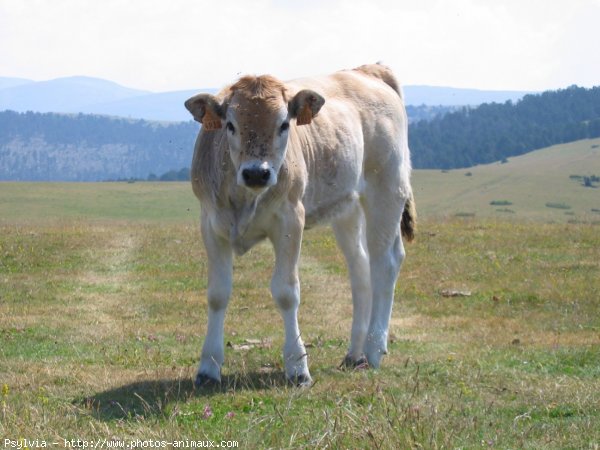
[1,0,599,93]
[0,73,562,94]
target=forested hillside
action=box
[406,105,458,123]
[1,85,599,180]
[410,85,600,169]
[0,111,197,181]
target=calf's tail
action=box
[401,195,416,242]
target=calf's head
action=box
[185,75,324,192]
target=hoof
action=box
[340,354,370,370]
[194,373,221,390]
[365,349,387,369]
[287,373,313,387]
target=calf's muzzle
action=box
[242,166,271,187]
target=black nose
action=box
[242,167,271,187]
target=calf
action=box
[185,63,415,386]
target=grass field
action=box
[1,140,599,448]
[413,137,600,223]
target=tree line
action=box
[409,85,600,169]
[2,84,599,180]
[0,110,198,181]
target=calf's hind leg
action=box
[362,174,407,368]
[332,200,372,367]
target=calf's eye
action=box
[279,122,290,134]
[226,122,235,133]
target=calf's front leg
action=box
[196,219,233,387]
[269,203,311,386]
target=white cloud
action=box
[0,0,598,91]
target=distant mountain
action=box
[403,85,534,106]
[0,76,150,114]
[0,77,33,90]
[0,75,533,122]
[81,89,216,122]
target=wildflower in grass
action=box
[203,404,213,419]
[225,411,235,419]
[1,384,8,396]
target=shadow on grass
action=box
[79,370,289,421]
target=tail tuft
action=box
[401,196,416,242]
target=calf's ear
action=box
[184,94,224,131]
[289,90,325,126]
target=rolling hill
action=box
[82,89,215,122]
[0,110,197,181]
[0,76,33,90]
[410,85,600,169]
[0,75,532,122]
[1,138,597,224]
[402,85,533,106]
[1,78,597,182]
[412,138,600,223]
[0,76,150,114]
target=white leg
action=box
[362,175,407,368]
[364,231,405,368]
[269,203,311,385]
[332,201,372,365]
[196,215,233,386]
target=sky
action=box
[1,0,599,93]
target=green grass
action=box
[1,177,599,448]
[1,137,598,225]
[0,181,199,223]
[413,137,600,223]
